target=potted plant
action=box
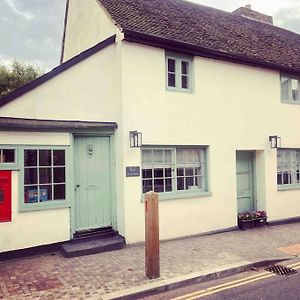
[253,210,267,227]
[238,211,254,230]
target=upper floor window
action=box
[142,147,207,197]
[281,74,300,104]
[166,52,193,93]
[277,149,300,187]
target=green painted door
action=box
[75,136,111,231]
[236,151,254,213]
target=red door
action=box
[0,171,12,222]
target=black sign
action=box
[126,166,140,177]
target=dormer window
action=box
[281,74,300,104]
[166,52,193,93]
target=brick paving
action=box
[1,223,300,299]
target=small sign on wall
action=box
[126,166,140,177]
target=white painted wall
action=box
[0,44,120,123]
[0,132,71,252]
[120,42,300,243]
[63,0,118,61]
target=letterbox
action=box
[0,171,12,223]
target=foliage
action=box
[238,210,267,221]
[0,60,43,98]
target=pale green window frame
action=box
[0,145,18,170]
[280,74,300,104]
[141,146,209,200]
[277,148,300,190]
[166,51,193,93]
[19,145,71,212]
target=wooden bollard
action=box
[145,191,160,279]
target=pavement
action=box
[1,222,300,300]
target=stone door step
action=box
[60,235,126,258]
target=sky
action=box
[0,0,300,71]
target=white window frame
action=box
[277,148,300,190]
[281,74,300,104]
[166,52,193,93]
[19,145,70,212]
[141,146,210,200]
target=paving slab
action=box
[0,223,300,299]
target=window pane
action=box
[25,150,37,166]
[182,76,188,89]
[39,186,52,202]
[39,168,52,184]
[168,73,176,87]
[181,61,189,75]
[54,184,65,200]
[154,168,163,178]
[53,150,65,166]
[165,168,172,177]
[177,168,184,176]
[153,150,163,163]
[2,149,14,163]
[281,77,289,100]
[186,177,194,189]
[154,179,164,192]
[196,176,203,189]
[142,168,152,179]
[164,150,172,163]
[283,173,290,184]
[165,178,172,192]
[54,167,65,183]
[177,177,184,190]
[24,186,38,203]
[39,150,52,166]
[168,58,175,72]
[195,167,202,175]
[24,168,38,184]
[142,150,152,163]
[185,168,193,176]
[143,180,152,193]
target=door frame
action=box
[236,150,257,213]
[69,132,117,238]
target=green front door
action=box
[75,136,111,231]
[236,151,255,213]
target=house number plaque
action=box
[126,166,140,177]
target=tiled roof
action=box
[98,0,300,74]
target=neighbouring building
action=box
[1,0,300,253]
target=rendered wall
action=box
[120,42,300,243]
[63,0,118,61]
[0,41,126,245]
[0,132,71,252]
[0,45,120,123]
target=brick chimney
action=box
[232,5,273,25]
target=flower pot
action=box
[254,218,267,228]
[238,219,254,230]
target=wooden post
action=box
[145,191,160,279]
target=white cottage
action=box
[1,0,300,255]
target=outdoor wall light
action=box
[269,135,281,149]
[130,131,142,147]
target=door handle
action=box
[75,184,80,191]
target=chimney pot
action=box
[245,4,251,10]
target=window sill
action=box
[281,100,300,105]
[277,185,300,191]
[166,87,193,94]
[141,191,211,202]
[19,201,71,212]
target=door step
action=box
[72,226,117,243]
[61,232,126,258]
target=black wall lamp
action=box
[269,135,281,149]
[130,131,142,147]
